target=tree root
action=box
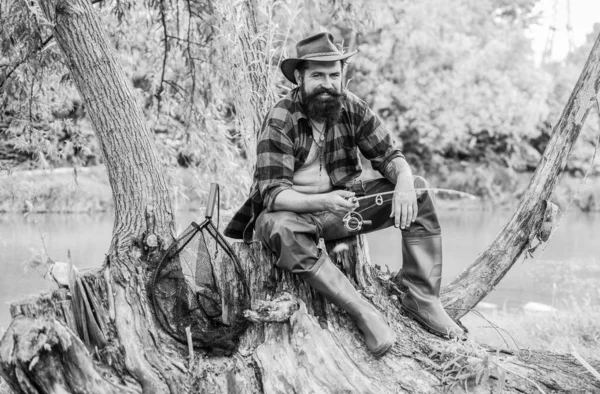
[244,292,299,323]
[0,316,139,393]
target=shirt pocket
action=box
[326,140,362,176]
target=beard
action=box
[301,85,346,125]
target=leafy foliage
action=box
[542,22,600,175]
[1,0,599,205]
[0,0,84,169]
[350,0,553,167]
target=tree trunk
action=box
[1,1,600,393]
[0,0,187,392]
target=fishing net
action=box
[150,184,250,351]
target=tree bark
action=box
[2,1,600,393]
[0,0,188,392]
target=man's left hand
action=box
[390,176,418,229]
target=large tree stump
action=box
[3,236,599,393]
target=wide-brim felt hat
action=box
[281,32,357,85]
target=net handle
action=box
[205,183,219,220]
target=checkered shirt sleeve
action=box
[348,93,404,179]
[255,106,296,211]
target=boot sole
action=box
[370,338,395,358]
[401,306,465,340]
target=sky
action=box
[528,0,600,62]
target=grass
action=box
[0,167,112,213]
[446,256,600,390]
[429,299,600,392]
[462,257,600,360]
[463,305,600,360]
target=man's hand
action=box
[390,176,418,229]
[324,190,359,216]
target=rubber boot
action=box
[399,235,465,338]
[301,254,396,357]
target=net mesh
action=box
[150,220,250,351]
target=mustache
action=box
[309,86,342,98]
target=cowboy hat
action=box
[280,32,357,85]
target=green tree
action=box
[350,0,551,169]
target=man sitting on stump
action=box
[225,32,464,357]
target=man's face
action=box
[296,61,345,124]
[297,61,342,96]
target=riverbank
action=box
[462,304,600,360]
[2,164,600,213]
[0,165,251,214]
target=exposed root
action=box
[244,292,299,323]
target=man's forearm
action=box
[383,157,413,184]
[271,189,327,213]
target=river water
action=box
[1,209,599,329]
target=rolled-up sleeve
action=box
[256,110,295,211]
[355,104,404,179]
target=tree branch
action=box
[0,32,54,90]
[155,0,169,114]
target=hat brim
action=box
[280,50,357,85]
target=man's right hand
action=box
[323,190,359,216]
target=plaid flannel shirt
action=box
[224,88,404,242]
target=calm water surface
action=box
[1,210,599,329]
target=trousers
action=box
[254,177,442,276]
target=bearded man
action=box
[225,32,464,357]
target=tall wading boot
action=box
[399,235,465,338]
[301,254,396,357]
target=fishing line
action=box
[343,187,478,231]
[352,187,478,203]
[354,188,477,214]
